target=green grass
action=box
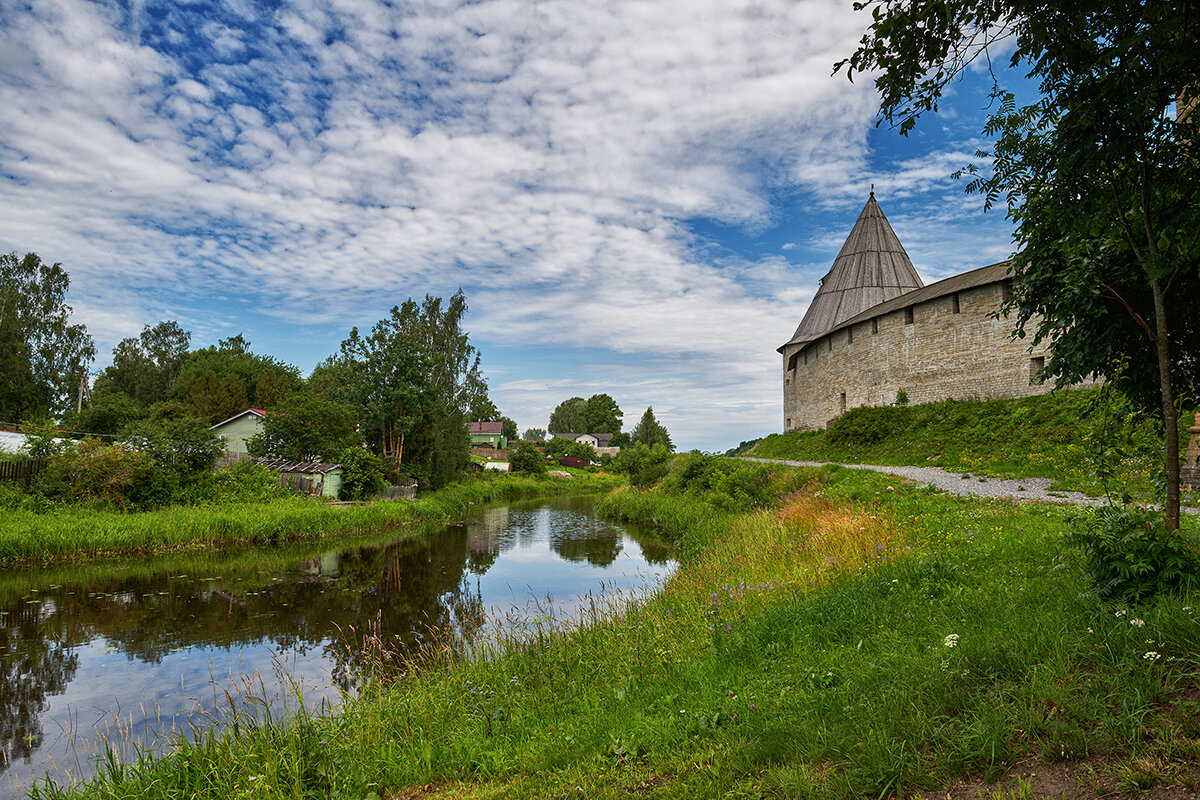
[747,389,1197,503]
[0,472,622,564]
[36,464,1200,799]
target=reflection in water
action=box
[0,496,672,796]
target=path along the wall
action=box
[738,457,1200,515]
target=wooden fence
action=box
[0,459,46,485]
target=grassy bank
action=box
[40,463,1200,799]
[0,472,622,564]
[747,389,1196,500]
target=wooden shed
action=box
[253,458,343,498]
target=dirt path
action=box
[738,457,1200,514]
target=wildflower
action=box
[1114,609,1126,617]
[1087,628,1093,634]
[1144,651,1161,661]
[1131,618,1145,628]
[943,634,959,648]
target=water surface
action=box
[0,496,673,796]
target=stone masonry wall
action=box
[781,281,1071,431]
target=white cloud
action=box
[0,0,1009,448]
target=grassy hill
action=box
[746,388,1194,500]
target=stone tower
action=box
[781,192,924,350]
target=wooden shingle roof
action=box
[780,193,923,350]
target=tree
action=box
[247,391,361,462]
[840,0,1200,528]
[548,397,588,435]
[499,416,518,442]
[337,291,483,490]
[509,440,548,475]
[583,393,623,434]
[631,407,673,451]
[0,252,94,423]
[173,337,301,424]
[98,321,191,407]
[522,427,546,441]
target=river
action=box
[0,495,673,797]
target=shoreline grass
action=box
[37,464,1200,799]
[0,472,622,565]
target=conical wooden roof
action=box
[780,193,923,350]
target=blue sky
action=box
[0,0,1023,451]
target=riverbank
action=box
[0,471,622,564]
[40,460,1200,799]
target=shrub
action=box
[612,443,671,485]
[509,440,548,475]
[1065,503,1200,603]
[35,438,156,510]
[338,447,389,500]
[664,453,779,511]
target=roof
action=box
[252,458,342,474]
[779,260,1012,353]
[468,421,504,435]
[210,408,267,429]
[0,431,27,454]
[781,193,924,350]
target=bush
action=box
[664,453,779,511]
[34,438,156,510]
[1065,503,1200,603]
[122,415,224,479]
[338,447,389,500]
[612,443,672,486]
[509,440,548,475]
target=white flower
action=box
[1143,651,1161,661]
[943,634,959,648]
[1087,628,1093,634]
[1115,610,1127,617]
[1131,618,1145,628]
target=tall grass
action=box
[0,472,622,564]
[36,466,1200,799]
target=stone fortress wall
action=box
[781,269,1060,431]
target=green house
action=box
[468,421,508,450]
[210,409,267,456]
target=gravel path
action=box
[738,457,1200,514]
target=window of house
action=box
[787,353,799,371]
[904,306,914,325]
[785,418,791,430]
[1030,356,1045,383]
[785,378,790,387]
[1001,280,1012,300]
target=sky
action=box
[0,0,1023,451]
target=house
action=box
[210,409,267,457]
[551,432,620,457]
[468,421,508,450]
[253,458,343,498]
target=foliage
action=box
[631,406,673,451]
[337,447,389,501]
[583,393,623,434]
[121,413,224,480]
[247,391,361,463]
[610,442,672,487]
[826,405,902,447]
[33,438,155,510]
[173,336,301,424]
[548,396,588,435]
[97,321,192,408]
[18,418,69,459]
[0,252,94,423]
[499,416,518,442]
[663,453,783,512]
[895,388,909,407]
[522,427,546,442]
[63,390,144,436]
[840,0,1200,527]
[1066,503,1200,603]
[509,440,548,475]
[545,437,598,462]
[336,291,480,490]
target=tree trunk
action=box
[1150,276,1180,529]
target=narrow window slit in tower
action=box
[904,307,914,325]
